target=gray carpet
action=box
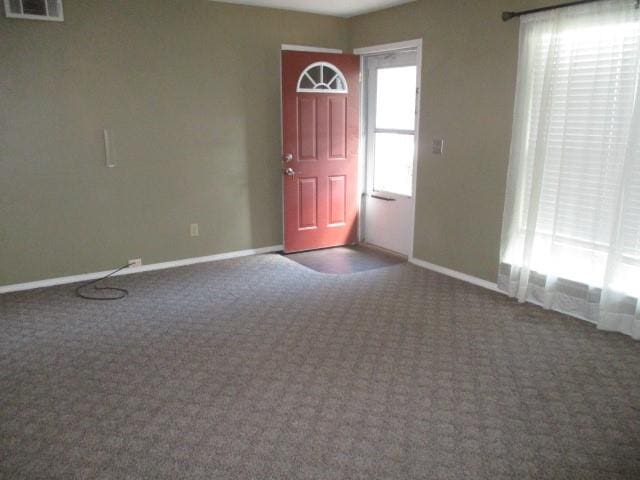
[1,253,639,479]
[284,244,406,274]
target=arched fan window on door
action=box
[297,62,348,93]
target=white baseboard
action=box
[0,245,283,294]
[409,256,502,294]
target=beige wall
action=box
[0,0,348,285]
[1,0,553,286]
[349,0,549,282]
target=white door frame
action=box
[354,39,423,258]
[281,44,343,54]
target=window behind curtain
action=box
[501,1,640,299]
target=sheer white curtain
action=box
[499,0,640,339]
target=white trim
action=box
[361,241,408,260]
[0,245,283,294]
[281,44,342,54]
[356,39,423,258]
[357,56,366,243]
[409,256,502,294]
[410,40,423,260]
[4,12,62,21]
[354,39,422,56]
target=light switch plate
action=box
[432,138,444,155]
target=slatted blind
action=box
[518,13,640,265]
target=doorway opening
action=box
[355,40,422,257]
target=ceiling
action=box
[210,0,416,18]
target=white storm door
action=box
[364,49,418,256]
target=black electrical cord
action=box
[75,263,130,301]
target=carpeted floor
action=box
[1,253,639,479]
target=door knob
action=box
[283,153,294,162]
[284,167,296,176]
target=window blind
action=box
[508,5,640,292]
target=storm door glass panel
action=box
[375,66,416,130]
[373,133,415,196]
[372,65,417,196]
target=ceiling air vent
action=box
[4,0,63,21]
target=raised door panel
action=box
[328,96,347,160]
[298,177,318,230]
[328,175,346,226]
[297,97,318,161]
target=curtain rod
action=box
[502,0,638,22]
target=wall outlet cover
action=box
[190,223,199,237]
[129,258,142,268]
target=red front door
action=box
[281,51,360,253]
